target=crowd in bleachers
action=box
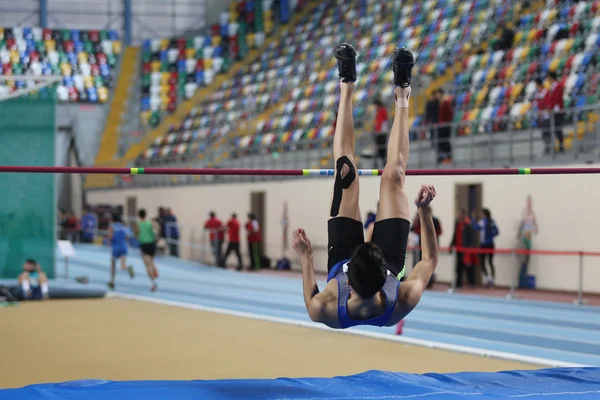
[0,27,120,102]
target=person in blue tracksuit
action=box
[107,213,134,289]
[473,208,499,287]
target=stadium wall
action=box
[87,163,600,294]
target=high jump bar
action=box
[1,166,600,176]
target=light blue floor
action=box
[59,244,600,367]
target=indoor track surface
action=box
[2,244,600,399]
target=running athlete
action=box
[107,213,134,289]
[292,43,439,329]
[135,209,159,292]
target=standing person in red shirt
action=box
[437,88,454,164]
[547,71,565,153]
[204,212,224,267]
[534,77,551,154]
[246,213,261,270]
[449,209,476,289]
[372,97,389,168]
[222,213,243,270]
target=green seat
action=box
[142,74,150,86]
[195,48,203,58]
[149,111,160,127]
[62,29,70,41]
[528,45,538,58]
[36,41,45,52]
[100,30,108,41]
[558,57,567,72]
[59,52,68,63]
[186,38,194,48]
[107,54,116,66]
[84,41,93,53]
[160,60,168,72]
[142,51,151,63]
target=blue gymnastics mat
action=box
[2,368,600,400]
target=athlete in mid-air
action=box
[292,43,439,329]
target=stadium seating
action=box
[138,0,396,165]
[140,0,301,128]
[137,0,600,167]
[0,27,120,103]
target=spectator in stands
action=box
[80,206,97,244]
[204,212,224,266]
[424,89,440,148]
[164,208,179,257]
[496,22,515,51]
[547,71,565,153]
[246,213,262,270]
[517,195,538,288]
[222,213,243,270]
[534,77,552,154]
[18,259,49,300]
[450,209,477,289]
[437,89,454,164]
[65,210,80,243]
[473,208,499,287]
[372,97,389,168]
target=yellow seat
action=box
[212,36,221,46]
[506,64,516,79]
[161,72,170,85]
[549,58,560,72]
[141,111,151,124]
[83,76,93,88]
[112,41,122,54]
[438,31,448,43]
[450,17,460,29]
[10,50,19,63]
[151,60,161,72]
[520,103,531,115]
[519,46,529,61]
[564,38,574,53]
[414,26,423,37]
[160,38,169,51]
[77,52,88,63]
[45,39,55,52]
[511,83,523,101]
[186,48,195,58]
[486,67,496,82]
[468,109,479,121]
[98,87,108,102]
[204,58,212,69]
[60,63,72,76]
[547,9,557,23]
[476,88,488,106]
[527,29,537,43]
[514,31,523,44]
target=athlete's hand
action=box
[293,228,313,257]
[415,184,436,208]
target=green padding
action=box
[0,94,56,279]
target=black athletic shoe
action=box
[334,43,357,83]
[392,47,414,88]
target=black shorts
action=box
[327,217,410,280]
[140,242,156,257]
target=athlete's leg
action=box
[330,43,360,222]
[376,48,414,223]
[372,48,414,280]
[109,256,116,289]
[327,43,366,272]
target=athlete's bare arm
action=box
[392,185,439,321]
[293,229,340,328]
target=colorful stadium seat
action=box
[0,27,120,103]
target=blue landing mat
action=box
[2,368,600,400]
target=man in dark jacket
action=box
[450,209,476,288]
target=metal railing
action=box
[97,103,600,189]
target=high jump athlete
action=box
[292,43,439,329]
